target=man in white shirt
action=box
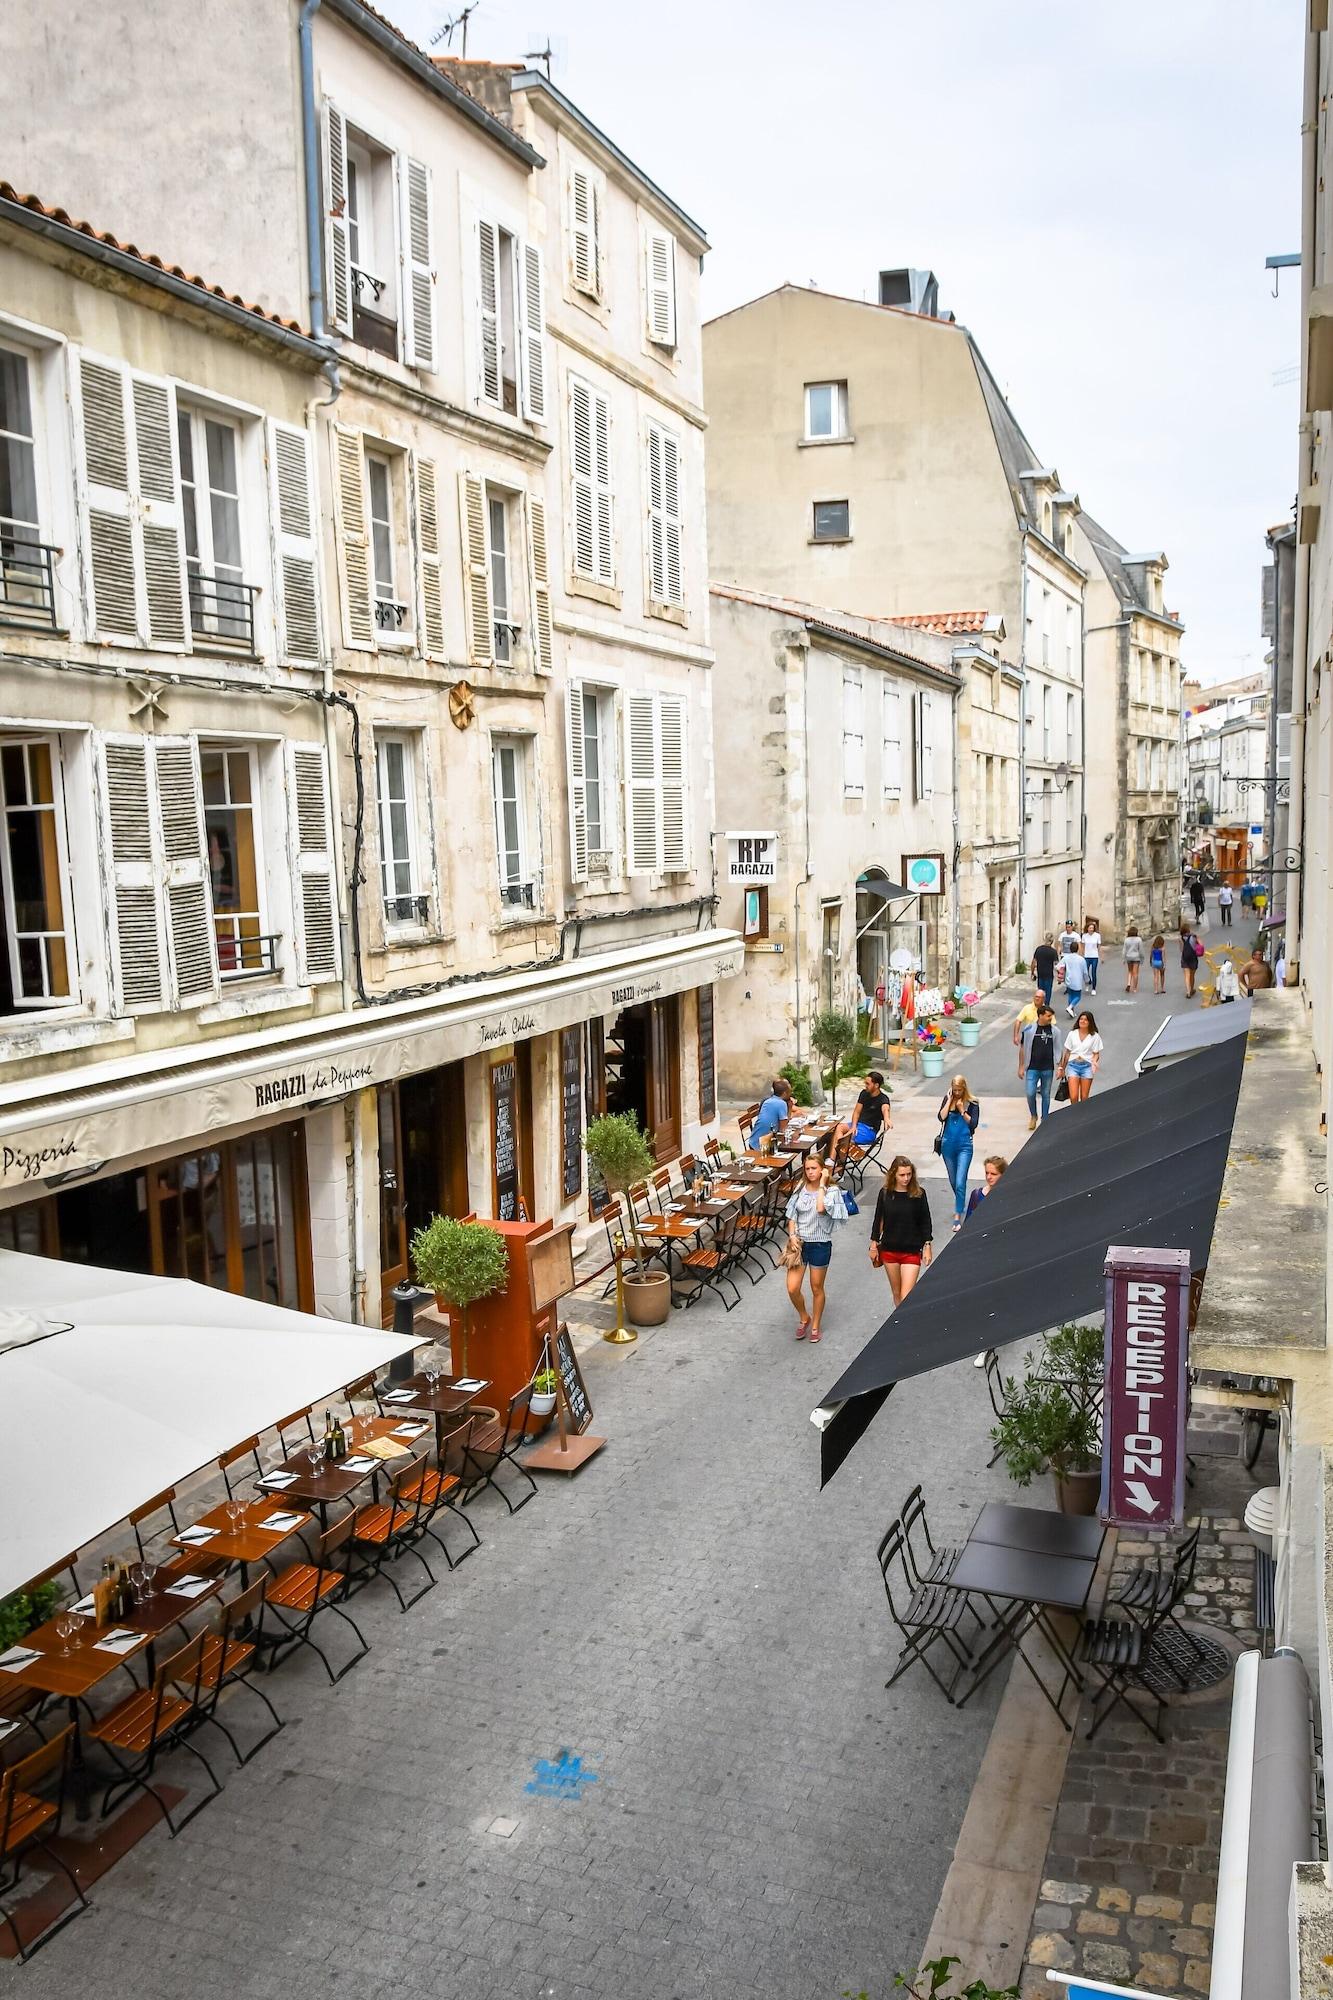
[1218,882,1234,928]
[1062,942,1088,1020]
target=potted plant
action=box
[530,1366,558,1421]
[0,1576,63,1655]
[991,1368,1102,1515]
[410,1214,510,1377]
[956,990,981,1047]
[917,1018,948,1078]
[810,1009,857,1112]
[583,1113,670,1325]
[779,1060,814,1108]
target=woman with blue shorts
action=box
[935,1075,981,1231]
[1058,1009,1103,1104]
[784,1153,847,1343]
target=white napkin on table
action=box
[94,1628,144,1656]
[165,1575,212,1600]
[0,1646,42,1669]
[261,1511,305,1533]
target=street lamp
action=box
[1023,759,1070,800]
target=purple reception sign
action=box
[1101,1244,1190,1531]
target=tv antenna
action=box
[524,41,553,76]
[430,2,480,55]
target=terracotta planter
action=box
[1053,1462,1102,1516]
[624,1268,672,1325]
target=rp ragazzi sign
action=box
[1101,1244,1189,1530]
[725,831,778,884]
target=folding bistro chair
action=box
[1107,1521,1208,1687]
[901,1487,984,1647]
[845,1125,885,1193]
[651,1167,673,1210]
[90,1632,222,1835]
[218,1437,263,1498]
[0,1725,87,1961]
[129,1487,181,1559]
[1078,1615,1167,1741]
[981,1350,1013,1466]
[343,1373,384,1422]
[274,1406,316,1450]
[676,1211,744,1311]
[265,1514,369,1684]
[595,1194,627,1300]
[875,1520,973,1702]
[195,1577,284,1766]
[731,1179,782,1278]
[349,1456,436,1612]
[462,1387,539,1514]
[400,1416,481,1569]
[677,1153,699,1191]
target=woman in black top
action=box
[870,1155,933,1306]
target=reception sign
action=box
[1101,1244,1190,1530]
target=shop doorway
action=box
[379,1062,469,1319]
[602,995,681,1160]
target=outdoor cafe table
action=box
[379,1374,491,1447]
[260,1413,434,1520]
[949,1505,1104,1726]
[171,1495,315,1576]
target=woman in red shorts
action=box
[869,1155,934,1305]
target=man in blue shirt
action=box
[748,1083,789,1152]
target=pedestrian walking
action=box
[1062,939,1088,1019]
[1239,946,1275,995]
[1123,925,1144,992]
[1150,933,1166,994]
[783,1154,847,1343]
[1030,935,1059,1008]
[1216,957,1240,1004]
[1179,924,1201,999]
[1012,988,1043,1064]
[1253,883,1269,919]
[1081,918,1102,992]
[1218,882,1234,927]
[1019,1004,1063,1128]
[1189,876,1206,922]
[935,1074,980,1231]
[869,1156,934,1306]
[1058,1008,1103,1104]
[1059,917,1080,954]
[966,1155,1007,1217]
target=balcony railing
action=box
[215,927,280,981]
[0,531,59,631]
[188,571,258,652]
[499,879,538,910]
[374,597,410,633]
[384,893,431,927]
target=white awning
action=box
[0,1251,417,1600]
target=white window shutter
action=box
[646,423,665,603]
[646,228,677,347]
[912,690,926,801]
[921,692,935,800]
[570,168,598,295]
[594,390,614,584]
[153,736,219,1005]
[413,454,446,657]
[287,743,340,985]
[882,683,902,798]
[569,377,595,578]
[843,669,865,796]
[625,690,660,875]
[78,357,139,641]
[333,426,374,650]
[268,420,321,662]
[527,492,553,673]
[323,100,353,336]
[99,735,167,1012]
[129,374,189,648]
[400,156,435,372]
[458,470,493,665]
[662,429,682,604]
[518,240,548,424]
[658,694,688,869]
[565,678,588,882]
[477,218,501,407]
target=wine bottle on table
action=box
[323,1408,335,1460]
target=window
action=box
[625,692,689,874]
[1136,740,1149,790]
[644,227,677,348]
[201,745,271,978]
[646,420,683,606]
[0,347,54,632]
[820,902,841,1009]
[1065,601,1075,673]
[1041,779,1052,853]
[1066,691,1076,760]
[478,219,547,421]
[569,377,614,585]
[364,450,412,637]
[1042,684,1052,759]
[583,688,607,854]
[566,681,618,881]
[842,666,864,798]
[177,407,250,647]
[488,491,514,662]
[323,105,436,371]
[569,163,602,299]
[913,690,934,801]
[492,736,536,906]
[1041,589,1051,666]
[342,129,399,359]
[813,500,850,543]
[881,681,902,799]
[804,382,848,441]
[375,733,428,926]
[0,737,75,1012]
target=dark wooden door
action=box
[648,996,681,1161]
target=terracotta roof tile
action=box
[893,610,994,635]
[0,182,315,340]
[709,582,958,680]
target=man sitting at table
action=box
[830,1071,891,1153]
[747,1080,790,1152]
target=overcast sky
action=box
[391,0,1301,682]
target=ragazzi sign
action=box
[725,831,778,883]
[1100,1244,1190,1531]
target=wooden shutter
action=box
[571,167,598,295]
[882,682,902,798]
[593,390,613,584]
[625,690,660,875]
[400,156,435,372]
[477,218,501,407]
[565,679,588,882]
[77,358,187,647]
[458,470,493,665]
[131,374,189,647]
[413,455,446,657]
[518,240,547,423]
[153,737,218,1004]
[843,668,865,796]
[268,420,321,662]
[323,100,353,336]
[287,743,340,984]
[646,228,677,346]
[913,690,934,801]
[333,426,374,650]
[527,493,553,674]
[99,735,166,1011]
[658,694,688,869]
[646,421,682,606]
[569,377,595,578]
[79,357,138,640]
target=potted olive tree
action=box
[583,1112,670,1325]
[810,1009,857,1113]
[410,1214,510,1378]
[991,1324,1103,1515]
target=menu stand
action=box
[522,1222,607,1476]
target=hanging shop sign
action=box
[901,854,945,897]
[725,831,778,883]
[1101,1244,1190,1531]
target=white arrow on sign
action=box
[1122,1480,1159,1515]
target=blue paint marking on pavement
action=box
[524,1749,599,1800]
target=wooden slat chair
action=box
[676,1211,744,1312]
[349,1456,436,1613]
[0,1725,87,1961]
[218,1437,263,1499]
[129,1487,180,1560]
[461,1387,539,1515]
[730,1179,782,1280]
[593,1195,626,1300]
[90,1632,222,1836]
[399,1417,481,1570]
[844,1125,886,1193]
[677,1153,699,1191]
[343,1373,383,1422]
[703,1138,723,1166]
[274,1406,316,1450]
[195,1577,283,1767]
[3,1555,85,1739]
[737,1106,758,1146]
[623,1182,669,1273]
[651,1166,673,1211]
[265,1515,368,1684]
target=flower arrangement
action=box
[958,989,980,1024]
[942,998,956,1016]
[916,1019,947,1051]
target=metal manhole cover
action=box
[1139,1623,1233,1697]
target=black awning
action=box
[818,1035,1246,1486]
[855,871,915,901]
[1136,999,1252,1072]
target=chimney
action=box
[878,268,940,318]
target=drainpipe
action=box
[948,656,963,989]
[793,630,813,1065]
[1017,530,1030,956]
[299,0,342,408]
[1286,20,1319,990]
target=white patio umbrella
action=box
[0,1251,419,1600]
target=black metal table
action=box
[969,1501,1106,1563]
[950,1538,1099,1727]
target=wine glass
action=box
[307,1442,324,1477]
[226,1497,246,1533]
[128,1560,149,1604]
[55,1611,81,1654]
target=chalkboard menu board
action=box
[554,1322,593,1434]
[560,1026,583,1201]
[697,984,717,1122]
[491,1058,519,1220]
